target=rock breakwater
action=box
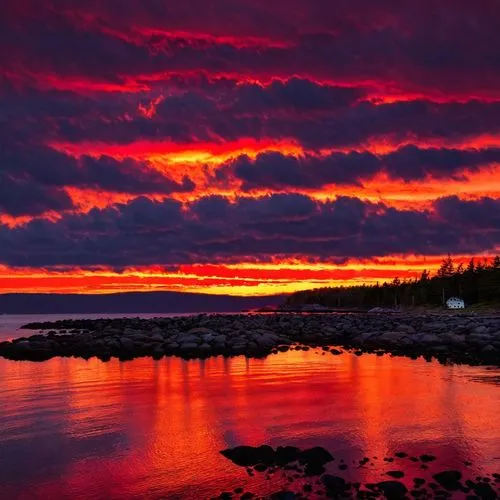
[1,313,499,365]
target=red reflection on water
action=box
[0,351,499,498]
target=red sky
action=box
[1,1,500,295]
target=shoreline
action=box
[0,313,499,366]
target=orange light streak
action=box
[0,253,497,296]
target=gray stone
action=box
[473,325,488,334]
[120,337,135,350]
[178,334,201,344]
[198,343,212,353]
[179,342,199,352]
[481,344,496,354]
[396,324,416,334]
[417,333,441,345]
[378,332,405,344]
[439,332,466,346]
[187,327,216,336]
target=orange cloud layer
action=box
[0,255,493,295]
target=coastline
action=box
[1,312,499,366]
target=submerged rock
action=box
[432,470,463,491]
[220,445,275,467]
[376,480,408,499]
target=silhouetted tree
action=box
[285,254,500,309]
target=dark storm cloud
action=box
[0,144,195,215]
[8,84,500,151]
[216,146,500,191]
[0,173,74,217]
[434,196,500,230]
[3,1,500,97]
[1,0,500,268]
[230,79,364,114]
[1,194,499,267]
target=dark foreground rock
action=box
[1,312,500,366]
[216,444,499,499]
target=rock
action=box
[482,345,496,354]
[179,342,200,353]
[376,480,408,499]
[322,475,350,493]
[439,332,466,345]
[432,470,462,491]
[179,334,200,344]
[472,481,497,499]
[386,471,404,479]
[396,324,416,334]
[119,337,135,350]
[6,312,500,365]
[198,343,213,354]
[269,492,296,500]
[379,332,405,344]
[187,327,216,336]
[424,322,447,331]
[220,445,275,467]
[417,333,442,345]
[275,446,301,465]
[473,326,488,335]
[299,447,334,466]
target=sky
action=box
[1,0,500,296]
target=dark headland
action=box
[0,291,285,315]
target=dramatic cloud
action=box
[1,1,500,293]
[216,146,500,191]
[0,144,195,215]
[1,195,499,268]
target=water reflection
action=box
[0,350,499,499]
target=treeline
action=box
[286,255,500,308]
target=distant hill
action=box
[0,292,286,315]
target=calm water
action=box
[0,314,499,499]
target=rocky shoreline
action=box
[0,313,500,366]
[215,444,499,499]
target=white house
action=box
[446,297,465,309]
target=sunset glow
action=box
[2,2,500,295]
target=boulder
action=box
[417,333,441,345]
[187,327,216,336]
[220,445,275,466]
[119,337,135,350]
[275,446,300,465]
[178,334,201,344]
[322,475,350,493]
[198,343,213,354]
[299,447,334,466]
[396,324,416,334]
[473,325,488,335]
[179,342,200,353]
[378,332,405,345]
[432,470,462,491]
[376,481,408,498]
